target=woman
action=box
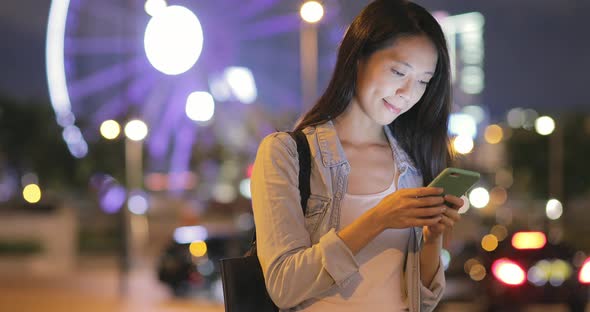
[250,1,463,311]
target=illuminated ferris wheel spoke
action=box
[65,36,135,55]
[239,0,282,19]
[148,81,196,150]
[89,73,158,128]
[139,80,175,127]
[127,72,161,105]
[169,122,197,174]
[68,57,144,101]
[241,13,301,40]
[72,1,135,26]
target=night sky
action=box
[1,0,589,121]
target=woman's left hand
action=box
[423,194,464,243]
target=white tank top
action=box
[299,177,410,311]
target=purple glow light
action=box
[68,57,144,101]
[100,185,126,214]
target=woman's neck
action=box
[333,103,388,146]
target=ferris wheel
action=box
[46,0,346,174]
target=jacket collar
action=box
[314,120,418,173]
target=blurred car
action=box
[476,230,590,312]
[157,224,252,298]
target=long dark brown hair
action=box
[294,0,453,185]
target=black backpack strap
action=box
[288,130,312,214]
[248,130,312,255]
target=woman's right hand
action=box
[372,187,447,230]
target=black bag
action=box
[219,130,312,312]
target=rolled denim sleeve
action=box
[251,133,359,310]
[419,256,445,312]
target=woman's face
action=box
[353,34,438,125]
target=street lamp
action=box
[100,120,121,140]
[98,118,149,295]
[299,1,324,111]
[300,1,324,23]
[124,119,149,259]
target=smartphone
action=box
[428,167,480,197]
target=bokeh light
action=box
[239,178,251,199]
[522,109,539,129]
[144,5,203,75]
[481,234,499,252]
[189,240,208,257]
[469,264,487,281]
[579,258,590,283]
[528,262,549,286]
[546,198,563,220]
[469,187,489,208]
[449,113,477,139]
[145,0,167,17]
[506,107,525,128]
[23,184,42,203]
[457,195,471,214]
[441,249,451,270]
[174,226,208,244]
[490,224,508,242]
[453,135,474,154]
[300,1,324,23]
[124,119,148,141]
[128,191,149,215]
[492,258,526,286]
[100,120,121,140]
[535,116,555,135]
[461,105,485,124]
[512,232,546,250]
[224,67,258,104]
[186,91,215,122]
[212,183,237,204]
[99,185,126,214]
[549,260,572,286]
[484,124,503,144]
[489,186,508,206]
[464,258,480,274]
[197,259,215,276]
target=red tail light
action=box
[492,258,526,286]
[579,258,590,284]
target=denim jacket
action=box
[250,120,445,311]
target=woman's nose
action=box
[395,79,414,101]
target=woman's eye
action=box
[419,80,430,86]
[391,69,405,77]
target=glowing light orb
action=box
[453,135,474,154]
[23,184,42,203]
[145,0,167,17]
[469,187,489,208]
[224,67,257,104]
[535,116,555,136]
[124,119,148,141]
[546,198,563,220]
[144,5,203,75]
[100,120,121,140]
[300,1,324,23]
[186,91,215,122]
